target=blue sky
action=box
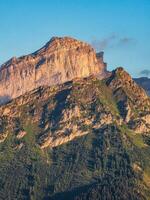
[0,0,150,77]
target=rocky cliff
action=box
[0,37,107,104]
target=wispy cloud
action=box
[91,34,117,50]
[117,37,136,46]
[91,34,136,51]
[139,69,150,77]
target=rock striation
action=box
[0,37,107,104]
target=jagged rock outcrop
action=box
[16,130,27,139]
[0,37,107,104]
[130,120,150,134]
[106,67,150,133]
[0,67,149,149]
[107,67,148,102]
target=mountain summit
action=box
[0,37,107,104]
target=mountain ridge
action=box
[0,67,149,148]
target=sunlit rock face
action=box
[0,37,107,104]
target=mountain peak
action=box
[0,36,107,104]
[108,67,148,101]
[47,36,87,45]
[48,36,83,44]
[33,36,93,56]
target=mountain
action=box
[134,77,150,96]
[0,37,150,200]
[0,37,107,105]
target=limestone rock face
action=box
[0,37,107,104]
